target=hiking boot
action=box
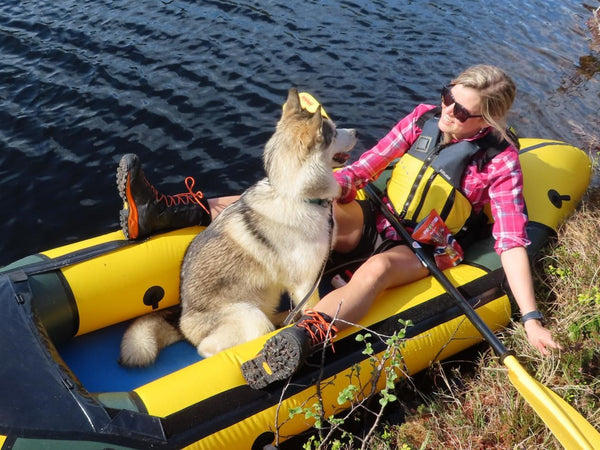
[241,310,338,389]
[116,154,212,240]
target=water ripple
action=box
[0,0,597,263]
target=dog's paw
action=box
[196,336,227,358]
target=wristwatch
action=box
[521,310,545,325]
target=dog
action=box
[119,88,357,366]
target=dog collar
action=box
[306,198,332,207]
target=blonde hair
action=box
[451,65,517,146]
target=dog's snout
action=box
[341,128,357,138]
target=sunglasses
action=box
[441,85,483,122]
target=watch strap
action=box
[521,310,545,325]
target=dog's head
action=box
[282,89,355,167]
[263,88,357,200]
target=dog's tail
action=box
[119,307,183,367]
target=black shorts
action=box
[325,198,403,274]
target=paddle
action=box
[363,183,600,450]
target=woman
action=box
[117,65,561,390]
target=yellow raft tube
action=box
[0,139,591,449]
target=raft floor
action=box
[58,285,336,393]
[58,321,202,393]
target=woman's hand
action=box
[523,319,562,356]
[500,247,563,356]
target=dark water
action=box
[1,0,598,265]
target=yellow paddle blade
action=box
[504,355,600,449]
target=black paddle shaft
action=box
[364,184,511,359]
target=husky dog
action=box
[119,88,357,366]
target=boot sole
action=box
[116,154,138,240]
[241,331,306,390]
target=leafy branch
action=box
[273,315,414,449]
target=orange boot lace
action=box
[296,310,338,350]
[150,176,210,215]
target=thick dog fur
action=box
[120,88,357,367]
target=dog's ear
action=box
[310,105,324,132]
[282,88,302,118]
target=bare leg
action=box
[315,244,429,329]
[332,200,365,252]
[208,195,239,218]
[318,199,430,328]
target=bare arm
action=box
[500,246,562,355]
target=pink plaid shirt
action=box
[334,104,530,254]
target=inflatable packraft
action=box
[0,139,591,449]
